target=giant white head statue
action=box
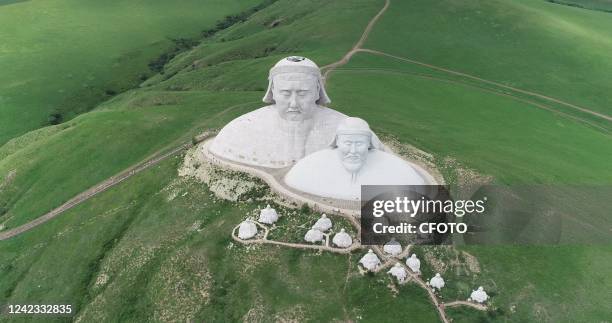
[331,117,377,176]
[263,56,331,122]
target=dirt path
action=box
[231,221,361,254]
[358,48,612,122]
[0,100,255,241]
[320,0,390,81]
[445,300,488,311]
[332,67,611,134]
[369,245,451,323]
[0,143,194,241]
[232,221,483,323]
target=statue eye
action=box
[280,90,291,96]
[297,90,308,96]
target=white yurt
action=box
[258,204,279,224]
[359,249,381,271]
[332,228,352,248]
[387,263,408,283]
[429,273,445,290]
[238,218,258,240]
[383,238,402,256]
[406,253,421,273]
[304,229,324,243]
[469,286,489,303]
[312,213,332,232]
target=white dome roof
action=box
[238,219,258,240]
[383,238,402,256]
[429,273,445,290]
[388,263,408,283]
[258,204,279,224]
[332,228,352,248]
[304,229,324,243]
[406,253,421,273]
[470,287,489,303]
[359,249,381,271]
[312,214,332,232]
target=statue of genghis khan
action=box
[209,56,346,168]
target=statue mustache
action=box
[286,108,302,113]
[343,153,363,161]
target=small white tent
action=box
[383,238,402,256]
[469,286,489,303]
[312,214,332,232]
[406,253,421,273]
[304,229,324,243]
[429,273,445,290]
[258,204,279,224]
[387,263,408,283]
[238,218,258,240]
[332,228,352,248]
[359,249,381,271]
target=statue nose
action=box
[289,95,298,108]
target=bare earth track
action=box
[0,143,194,241]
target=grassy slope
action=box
[548,0,612,12]
[0,158,440,322]
[0,0,385,230]
[337,0,612,321]
[329,54,612,185]
[1,0,612,322]
[0,90,262,229]
[364,0,612,117]
[326,55,612,321]
[0,0,261,145]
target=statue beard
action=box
[342,155,366,182]
[275,106,316,162]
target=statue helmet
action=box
[330,117,384,150]
[263,56,331,105]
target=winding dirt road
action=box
[321,0,390,81]
[0,143,194,241]
[0,100,254,241]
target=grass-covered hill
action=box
[1,0,611,321]
[0,0,262,145]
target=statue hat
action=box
[330,117,384,150]
[262,56,331,105]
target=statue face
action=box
[336,134,370,173]
[272,73,319,121]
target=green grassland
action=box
[0,0,261,145]
[0,158,440,322]
[1,0,612,321]
[364,0,612,117]
[548,0,612,12]
[328,55,612,185]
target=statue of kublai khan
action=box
[284,117,426,200]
